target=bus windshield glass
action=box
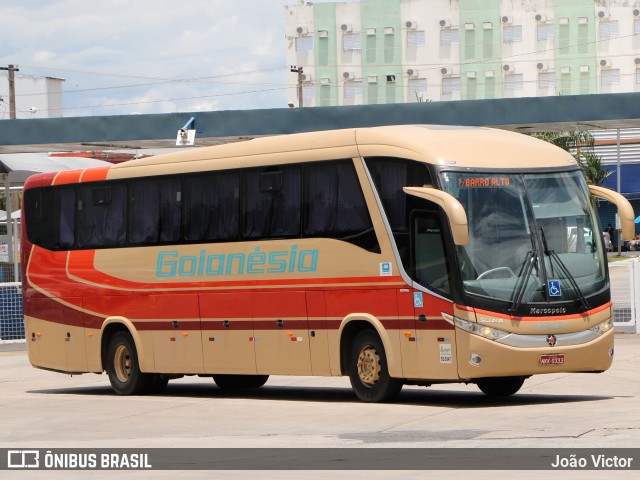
[440,170,607,309]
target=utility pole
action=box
[290,65,304,108]
[0,64,19,119]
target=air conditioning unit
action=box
[366,27,376,36]
[560,66,571,74]
[386,75,396,83]
[534,14,546,22]
[300,73,312,82]
[578,17,588,25]
[317,30,329,38]
[296,26,308,35]
[466,71,477,78]
[384,26,395,35]
[559,17,570,25]
[406,68,419,77]
[634,9,640,17]
[536,62,549,70]
[501,15,513,24]
[405,20,418,30]
[485,70,495,78]
[320,77,331,85]
[600,59,612,68]
[502,63,516,73]
[367,75,378,84]
[483,22,493,30]
[440,66,459,76]
[340,23,353,32]
[597,10,609,20]
[439,19,450,28]
[635,57,640,65]
[579,65,590,73]
[342,71,356,80]
[464,22,475,30]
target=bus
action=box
[21,125,635,402]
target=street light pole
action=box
[290,65,304,108]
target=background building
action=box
[0,71,64,119]
[285,0,640,107]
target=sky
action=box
[0,0,330,117]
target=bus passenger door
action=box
[252,291,312,375]
[200,292,256,375]
[411,210,458,380]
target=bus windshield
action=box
[440,170,607,310]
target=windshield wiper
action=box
[540,227,589,312]
[508,233,537,314]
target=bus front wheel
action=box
[106,331,151,395]
[213,374,269,389]
[348,330,403,403]
[476,376,526,397]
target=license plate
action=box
[540,353,565,366]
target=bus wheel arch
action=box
[339,315,399,377]
[105,330,152,395]
[100,318,149,372]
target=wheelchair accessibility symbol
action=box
[548,280,561,297]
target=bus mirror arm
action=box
[403,187,469,246]
[588,185,635,241]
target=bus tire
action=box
[476,376,525,397]
[106,331,151,395]
[213,374,269,390]
[348,330,403,403]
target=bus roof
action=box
[27,125,579,186]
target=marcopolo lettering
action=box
[156,245,319,278]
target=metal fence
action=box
[609,258,640,333]
[0,282,24,341]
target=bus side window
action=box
[243,166,301,240]
[303,161,379,252]
[411,211,452,297]
[130,178,181,245]
[76,183,126,249]
[184,172,240,243]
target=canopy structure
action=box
[0,153,111,282]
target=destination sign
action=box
[458,176,511,188]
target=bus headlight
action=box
[590,317,614,336]
[454,317,510,341]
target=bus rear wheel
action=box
[106,331,151,395]
[476,376,526,397]
[213,374,269,390]
[348,330,403,403]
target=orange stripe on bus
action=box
[80,167,111,183]
[53,169,84,185]
[473,301,612,322]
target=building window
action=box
[295,36,314,52]
[537,23,554,41]
[407,30,425,47]
[408,78,427,101]
[440,28,459,45]
[601,69,621,86]
[538,71,556,89]
[505,74,524,91]
[503,25,522,43]
[344,81,363,98]
[302,84,315,100]
[343,33,361,51]
[635,19,640,36]
[636,69,640,84]
[442,76,461,95]
[599,20,619,39]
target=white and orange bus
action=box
[21,125,634,402]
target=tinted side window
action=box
[304,161,378,252]
[184,171,240,242]
[24,186,76,251]
[365,157,432,231]
[243,166,301,239]
[130,178,181,245]
[76,183,126,248]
